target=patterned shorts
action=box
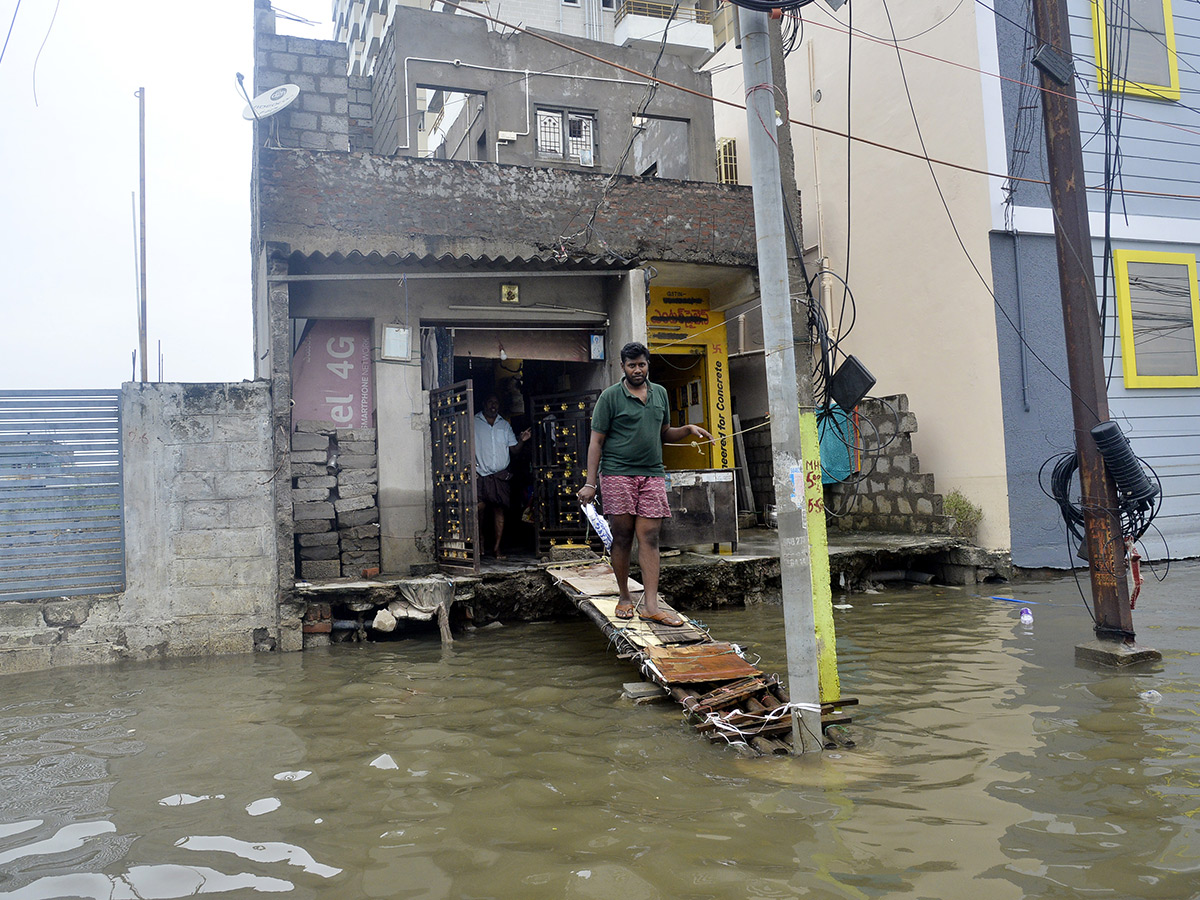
[600,475,672,519]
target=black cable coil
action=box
[1039,426,1162,549]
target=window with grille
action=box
[536,109,596,166]
[537,109,563,157]
[567,114,594,165]
[716,137,738,184]
[1114,249,1200,387]
[1092,0,1179,100]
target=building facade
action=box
[253,1,759,577]
[332,0,725,75]
[711,0,1200,566]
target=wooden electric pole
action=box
[1029,0,1159,664]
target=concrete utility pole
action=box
[1029,0,1159,664]
[738,9,824,751]
[770,17,841,706]
[137,86,149,384]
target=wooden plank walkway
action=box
[548,559,856,756]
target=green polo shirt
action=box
[591,378,669,476]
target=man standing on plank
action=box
[577,342,712,626]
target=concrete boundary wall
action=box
[0,382,297,675]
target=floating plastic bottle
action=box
[1019,608,1034,625]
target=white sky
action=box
[0,1,334,390]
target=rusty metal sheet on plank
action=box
[645,643,760,683]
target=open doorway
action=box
[451,357,603,560]
[429,325,609,564]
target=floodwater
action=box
[2,565,1199,900]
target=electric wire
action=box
[434,0,1200,206]
[726,0,818,13]
[778,181,900,510]
[1002,0,1042,226]
[1087,0,1138,393]
[976,0,1200,111]
[872,0,1177,565]
[30,0,59,107]
[842,0,853,322]
[781,7,804,57]
[815,0,968,43]
[805,7,1200,141]
[0,0,20,67]
[1039,446,1163,561]
[555,0,681,256]
[875,0,1104,424]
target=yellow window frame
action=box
[1091,0,1180,101]
[1113,249,1200,388]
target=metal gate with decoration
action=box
[531,390,600,555]
[0,390,125,601]
[430,381,480,572]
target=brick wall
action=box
[257,150,759,267]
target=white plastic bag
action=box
[582,502,612,554]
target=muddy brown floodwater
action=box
[1,562,1199,899]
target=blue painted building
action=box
[985,0,1200,566]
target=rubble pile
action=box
[291,424,381,579]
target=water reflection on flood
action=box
[1,563,1199,899]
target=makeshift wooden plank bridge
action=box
[550,560,857,756]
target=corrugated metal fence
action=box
[0,390,125,601]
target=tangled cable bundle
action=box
[1039,444,1163,549]
[727,0,818,12]
[802,272,901,516]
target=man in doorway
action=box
[474,394,531,559]
[577,342,712,626]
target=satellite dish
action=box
[243,83,300,121]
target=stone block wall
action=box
[371,26,398,153]
[739,414,776,516]
[827,394,952,536]
[292,425,381,579]
[348,73,373,153]
[736,397,952,536]
[254,3,351,153]
[0,382,296,676]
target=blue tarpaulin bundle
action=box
[817,404,855,484]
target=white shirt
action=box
[474,412,517,476]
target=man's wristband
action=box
[582,483,596,489]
